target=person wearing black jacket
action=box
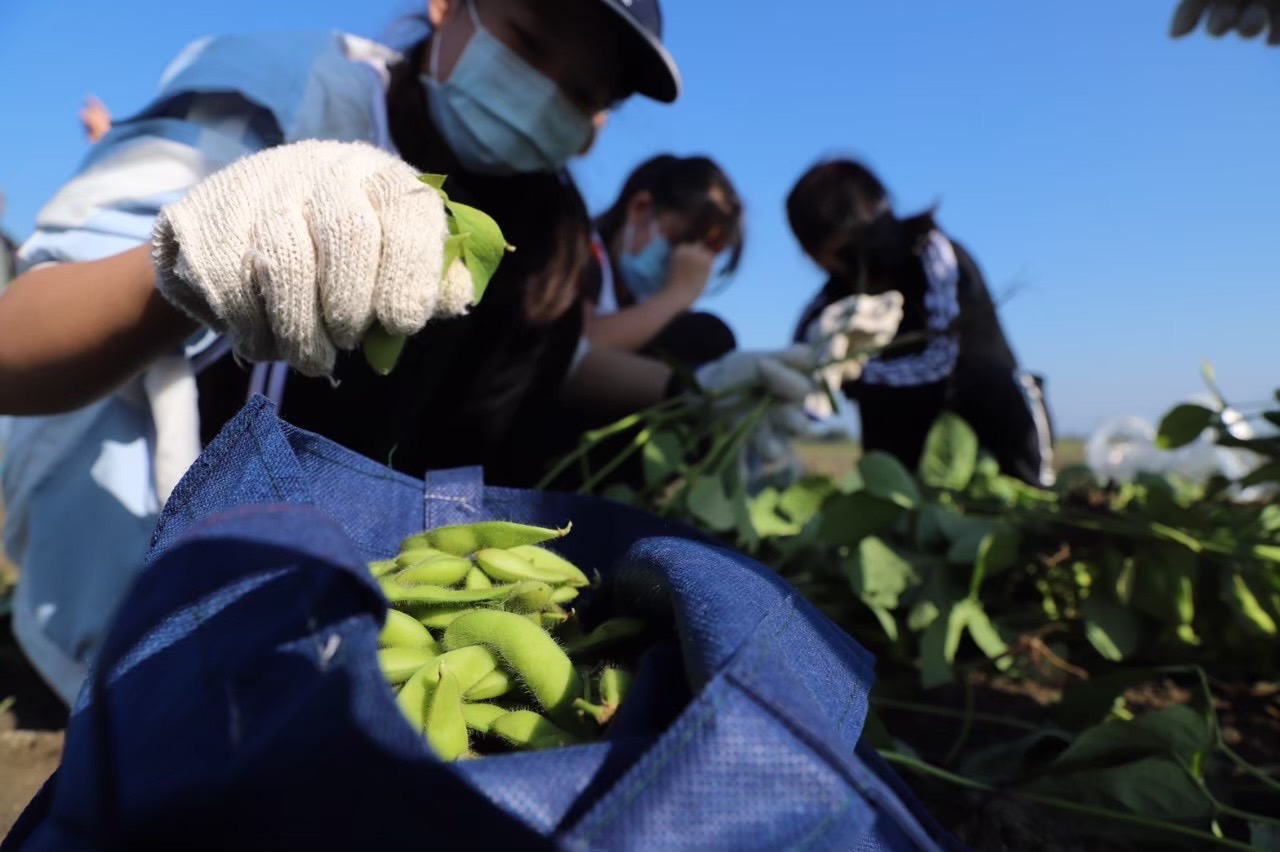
[788,159,1055,486]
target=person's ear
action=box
[626,191,655,227]
[578,111,610,155]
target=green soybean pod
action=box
[368,559,399,579]
[461,702,509,735]
[394,555,474,587]
[378,647,438,685]
[425,670,469,762]
[395,664,434,733]
[414,605,488,630]
[379,609,439,652]
[464,669,513,702]
[599,666,633,710]
[548,585,580,605]
[401,521,570,557]
[506,545,591,588]
[562,617,647,656]
[442,611,582,724]
[464,567,494,590]
[489,710,580,751]
[382,582,513,606]
[475,548,573,586]
[502,580,555,613]
[429,645,500,694]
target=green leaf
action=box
[970,526,1022,597]
[777,477,835,526]
[918,413,979,491]
[965,604,1009,663]
[687,475,736,532]
[1081,596,1142,662]
[1261,504,1280,534]
[642,431,683,487]
[1130,543,1198,629]
[1155,403,1215,450]
[442,232,468,276]
[749,488,802,538]
[815,492,907,548]
[920,600,973,689]
[1049,706,1213,775]
[845,536,918,610]
[1222,571,1278,637]
[1026,756,1214,822]
[858,452,921,509]
[418,173,449,192]
[601,483,637,505]
[445,199,510,303]
[907,599,940,633]
[362,324,407,376]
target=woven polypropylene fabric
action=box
[4,396,959,852]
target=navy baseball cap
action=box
[600,0,682,103]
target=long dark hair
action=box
[786,159,937,292]
[385,37,592,324]
[595,154,745,278]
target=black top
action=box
[792,235,1018,392]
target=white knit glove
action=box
[803,291,904,419]
[693,345,820,406]
[152,140,473,377]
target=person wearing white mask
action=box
[0,0,817,704]
[584,155,744,371]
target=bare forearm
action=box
[583,289,690,352]
[0,245,196,415]
[560,348,673,419]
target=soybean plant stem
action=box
[878,752,1254,851]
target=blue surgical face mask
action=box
[421,2,594,176]
[618,221,672,302]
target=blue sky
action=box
[1,1,1277,434]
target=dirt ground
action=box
[0,504,67,840]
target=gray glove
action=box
[1171,0,1280,43]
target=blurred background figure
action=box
[585,154,744,373]
[788,159,1055,486]
[0,192,18,289]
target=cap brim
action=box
[600,1,682,103]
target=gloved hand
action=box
[1170,0,1280,43]
[803,290,904,418]
[693,344,820,406]
[153,140,474,377]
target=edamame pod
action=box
[507,545,591,588]
[425,671,469,761]
[464,669,513,701]
[503,580,555,613]
[442,611,582,724]
[402,521,570,557]
[394,547,452,569]
[369,559,399,579]
[430,645,500,694]
[395,664,434,733]
[1224,573,1278,637]
[394,555,474,587]
[413,605,488,630]
[549,585,580,605]
[461,702,509,735]
[489,710,580,751]
[475,548,579,587]
[382,582,513,606]
[464,567,493,590]
[562,618,647,656]
[599,666,633,710]
[379,609,439,652]
[378,647,438,684]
